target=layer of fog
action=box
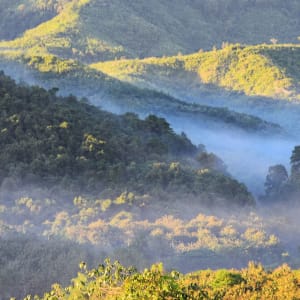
[1,185,300,299]
[133,78,300,196]
[166,115,296,197]
[143,75,300,136]
[184,92,300,136]
[123,81,300,196]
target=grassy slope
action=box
[91,44,300,101]
[1,0,300,62]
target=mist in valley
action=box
[168,115,296,196]
[0,1,300,298]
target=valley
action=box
[0,1,300,299]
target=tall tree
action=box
[291,146,300,186]
[264,164,288,197]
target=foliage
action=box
[291,146,300,185]
[24,260,300,300]
[1,185,296,298]
[0,234,104,300]
[262,145,300,202]
[0,185,292,299]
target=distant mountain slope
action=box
[1,0,300,62]
[0,52,282,134]
[91,44,300,101]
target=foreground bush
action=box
[23,259,300,300]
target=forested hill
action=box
[0,72,253,206]
[0,0,300,61]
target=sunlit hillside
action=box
[91,44,300,101]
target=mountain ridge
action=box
[0,52,283,135]
[1,0,300,62]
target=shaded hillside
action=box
[0,0,71,41]
[1,0,300,61]
[0,72,254,206]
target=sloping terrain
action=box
[91,44,300,101]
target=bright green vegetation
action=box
[1,0,300,61]
[0,72,254,205]
[23,259,300,299]
[92,44,300,101]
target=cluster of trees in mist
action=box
[262,146,300,202]
[1,185,297,298]
[0,191,288,299]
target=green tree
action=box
[291,146,300,185]
[264,164,288,197]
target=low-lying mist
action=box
[152,114,296,197]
